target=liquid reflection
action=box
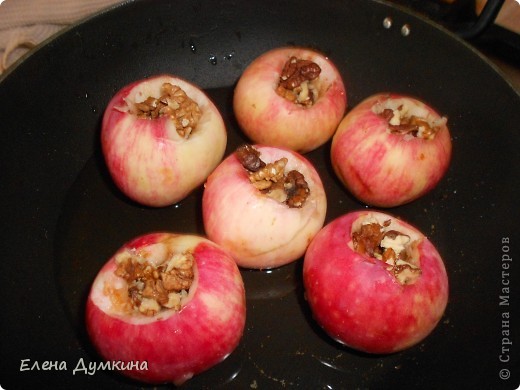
[312,353,350,373]
[240,260,302,300]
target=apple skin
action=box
[85,233,246,385]
[202,145,327,269]
[233,47,347,153]
[101,74,227,207]
[330,93,452,207]
[303,210,449,354]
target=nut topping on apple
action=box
[303,211,449,354]
[86,233,246,385]
[331,93,452,207]
[275,56,322,106]
[127,82,202,138]
[202,145,327,269]
[373,98,447,140]
[111,248,195,315]
[102,75,227,207]
[236,144,310,208]
[351,216,421,285]
[233,47,347,153]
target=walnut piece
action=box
[113,250,195,316]
[276,56,321,107]
[131,83,202,139]
[236,144,266,172]
[352,218,421,285]
[235,145,310,208]
[375,103,447,140]
[284,170,310,208]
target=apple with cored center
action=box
[101,74,227,207]
[331,93,452,207]
[86,233,246,385]
[202,145,327,269]
[233,47,347,153]
[303,210,449,354]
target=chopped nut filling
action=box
[275,56,321,107]
[373,100,447,140]
[130,83,202,138]
[352,218,421,285]
[235,144,310,208]
[112,250,195,316]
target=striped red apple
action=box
[331,93,451,207]
[303,210,449,354]
[86,233,246,385]
[101,75,227,207]
[233,47,347,153]
[203,145,327,269]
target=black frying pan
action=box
[1,0,519,388]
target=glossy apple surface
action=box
[233,47,347,153]
[331,93,452,207]
[102,74,227,207]
[202,145,327,269]
[86,233,246,385]
[303,210,449,354]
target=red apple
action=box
[202,145,327,269]
[303,210,449,354]
[85,233,246,385]
[331,93,452,207]
[233,47,347,153]
[101,74,227,207]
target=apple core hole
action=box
[235,145,310,208]
[351,213,422,285]
[371,98,447,140]
[275,56,322,107]
[109,248,196,317]
[123,82,202,139]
